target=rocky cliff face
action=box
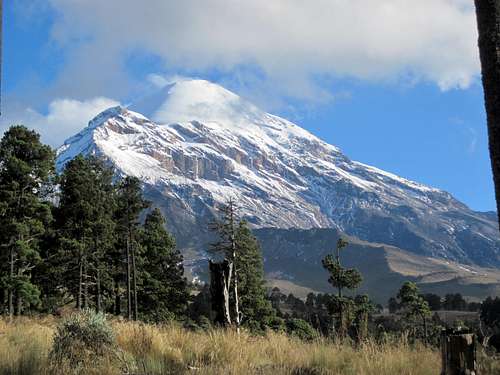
[56,79,500,268]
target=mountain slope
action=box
[56,79,500,269]
[255,227,500,303]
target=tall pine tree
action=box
[115,176,149,320]
[322,238,362,338]
[0,126,55,318]
[87,157,115,313]
[56,155,115,311]
[234,221,276,331]
[138,208,189,322]
[397,281,431,341]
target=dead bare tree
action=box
[209,199,241,331]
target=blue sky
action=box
[2,1,495,212]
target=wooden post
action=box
[441,329,477,375]
[209,259,233,327]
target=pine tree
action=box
[322,239,361,298]
[115,176,149,320]
[234,220,276,331]
[57,155,93,309]
[138,208,189,322]
[397,281,431,341]
[56,155,115,311]
[32,218,67,312]
[87,157,115,313]
[353,294,374,342]
[0,126,55,318]
[322,238,362,338]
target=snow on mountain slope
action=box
[56,79,500,267]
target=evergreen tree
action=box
[443,293,467,311]
[56,155,115,311]
[0,126,55,317]
[234,220,276,331]
[353,294,374,342]
[397,281,431,341]
[322,239,362,298]
[138,208,189,322]
[32,218,67,313]
[87,158,115,313]
[322,238,362,337]
[269,287,285,311]
[189,284,213,325]
[480,296,500,345]
[422,293,442,311]
[57,155,94,309]
[115,176,149,320]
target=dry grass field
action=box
[0,316,498,375]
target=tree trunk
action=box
[126,233,132,319]
[15,292,21,316]
[114,280,121,316]
[96,267,101,313]
[209,260,233,327]
[94,237,101,313]
[337,247,342,299]
[131,243,138,321]
[422,315,428,343]
[77,250,83,310]
[8,247,14,320]
[229,201,241,332]
[0,287,5,314]
[233,268,241,330]
[338,304,345,339]
[475,0,500,226]
[15,263,23,316]
[231,249,241,331]
[83,255,88,309]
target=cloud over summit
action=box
[48,0,479,98]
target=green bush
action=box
[286,318,318,341]
[50,309,115,366]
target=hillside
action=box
[255,227,500,302]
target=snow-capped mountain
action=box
[56,79,500,268]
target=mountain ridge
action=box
[56,79,500,270]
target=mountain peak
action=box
[56,79,500,268]
[88,106,126,128]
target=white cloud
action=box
[46,0,480,100]
[147,74,193,88]
[0,97,119,147]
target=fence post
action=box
[441,329,477,375]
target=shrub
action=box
[286,318,318,341]
[49,309,115,366]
